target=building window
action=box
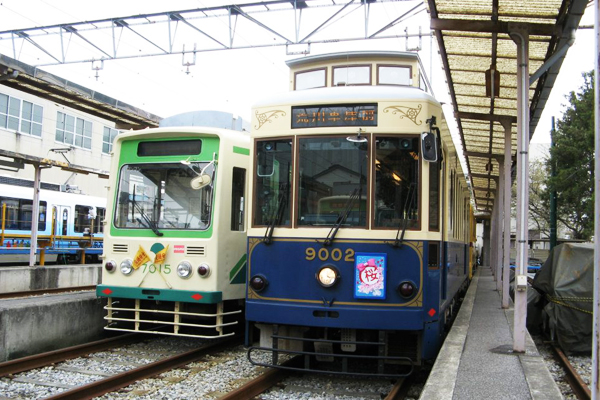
[56,111,92,149]
[0,93,43,137]
[102,127,120,154]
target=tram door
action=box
[55,206,71,236]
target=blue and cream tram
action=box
[245,51,472,376]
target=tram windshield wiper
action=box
[263,184,288,245]
[133,200,163,237]
[389,183,416,248]
[322,188,359,247]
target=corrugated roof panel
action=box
[430,0,585,213]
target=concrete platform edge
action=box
[504,306,563,400]
[418,268,480,400]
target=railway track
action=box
[219,356,413,400]
[0,285,96,299]
[0,334,240,399]
[550,343,590,400]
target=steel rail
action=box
[384,377,409,400]
[218,357,301,400]
[0,333,143,377]
[0,285,96,299]
[44,337,237,400]
[551,344,591,400]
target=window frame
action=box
[376,64,413,86]
[102,127,120,154]
[371,134,421,231]
[294,134,370,229]
[251,136,294,228]
[331,64,372,86]
[294,68,327,90]
[56,111,93,150]
[0,93,43,137]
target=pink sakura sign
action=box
[354,253,387,300]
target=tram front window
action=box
[298,136,367,227]
[374,136,419,228]
[253,139,292,226]
[114,162,215,231]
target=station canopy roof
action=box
[427,0,588,214]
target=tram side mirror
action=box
[421,131,438,162]
[190,174,212,190]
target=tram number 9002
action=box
[305,247,355,262]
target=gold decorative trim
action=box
[255,109,286,130]
[383,104,423,125]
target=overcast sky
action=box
[0,0,595,160]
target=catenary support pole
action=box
[511,29,529,353]
[502,121,512,308]
[29,164,41,268]
[592,0,599,397]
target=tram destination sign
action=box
[291,104,377,129]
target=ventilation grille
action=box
[112,244,129,253]
[186,246,205,256]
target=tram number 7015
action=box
[141,264,172,274]
[305,247,355,262]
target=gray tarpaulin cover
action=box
[530,243,593,354]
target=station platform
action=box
[420,266,562,400]
[0,263,101,293]
[0,264,106,362]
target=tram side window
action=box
[74,205,97,233]
[0,197,46,230]
[231,167,246,231]
[374,136,419,228]
[297,136,368,227]
[94,207,105,234]
[429,161,440,230]
[253,139,292,227]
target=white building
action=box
[0,54,161,198]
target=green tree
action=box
[545,71,594,240]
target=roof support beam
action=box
[465,151,504,160]
[430,18,558,36]
[471,173,499,182]
[457,111,516,125]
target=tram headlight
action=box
[397,281,417,298]
[120,259,133,275]
[317,266,339,288]
[105,260,116,273]
[249,275,268,292]
[177,261,193,279]
[197,263,211,278]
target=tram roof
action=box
[285,51,420,68]
[253,85,438,109]
[427,0,588,214]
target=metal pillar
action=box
[496,172,504,291]
[29,164,41,267]
[592,0,599,396]
[490,199,498,277]
[511,30,529,353]
[502,122,512,309]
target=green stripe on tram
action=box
[233,146,250,156]
[96,285,222,303]
[230,254,247,284]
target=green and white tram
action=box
[97,126,250,338]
